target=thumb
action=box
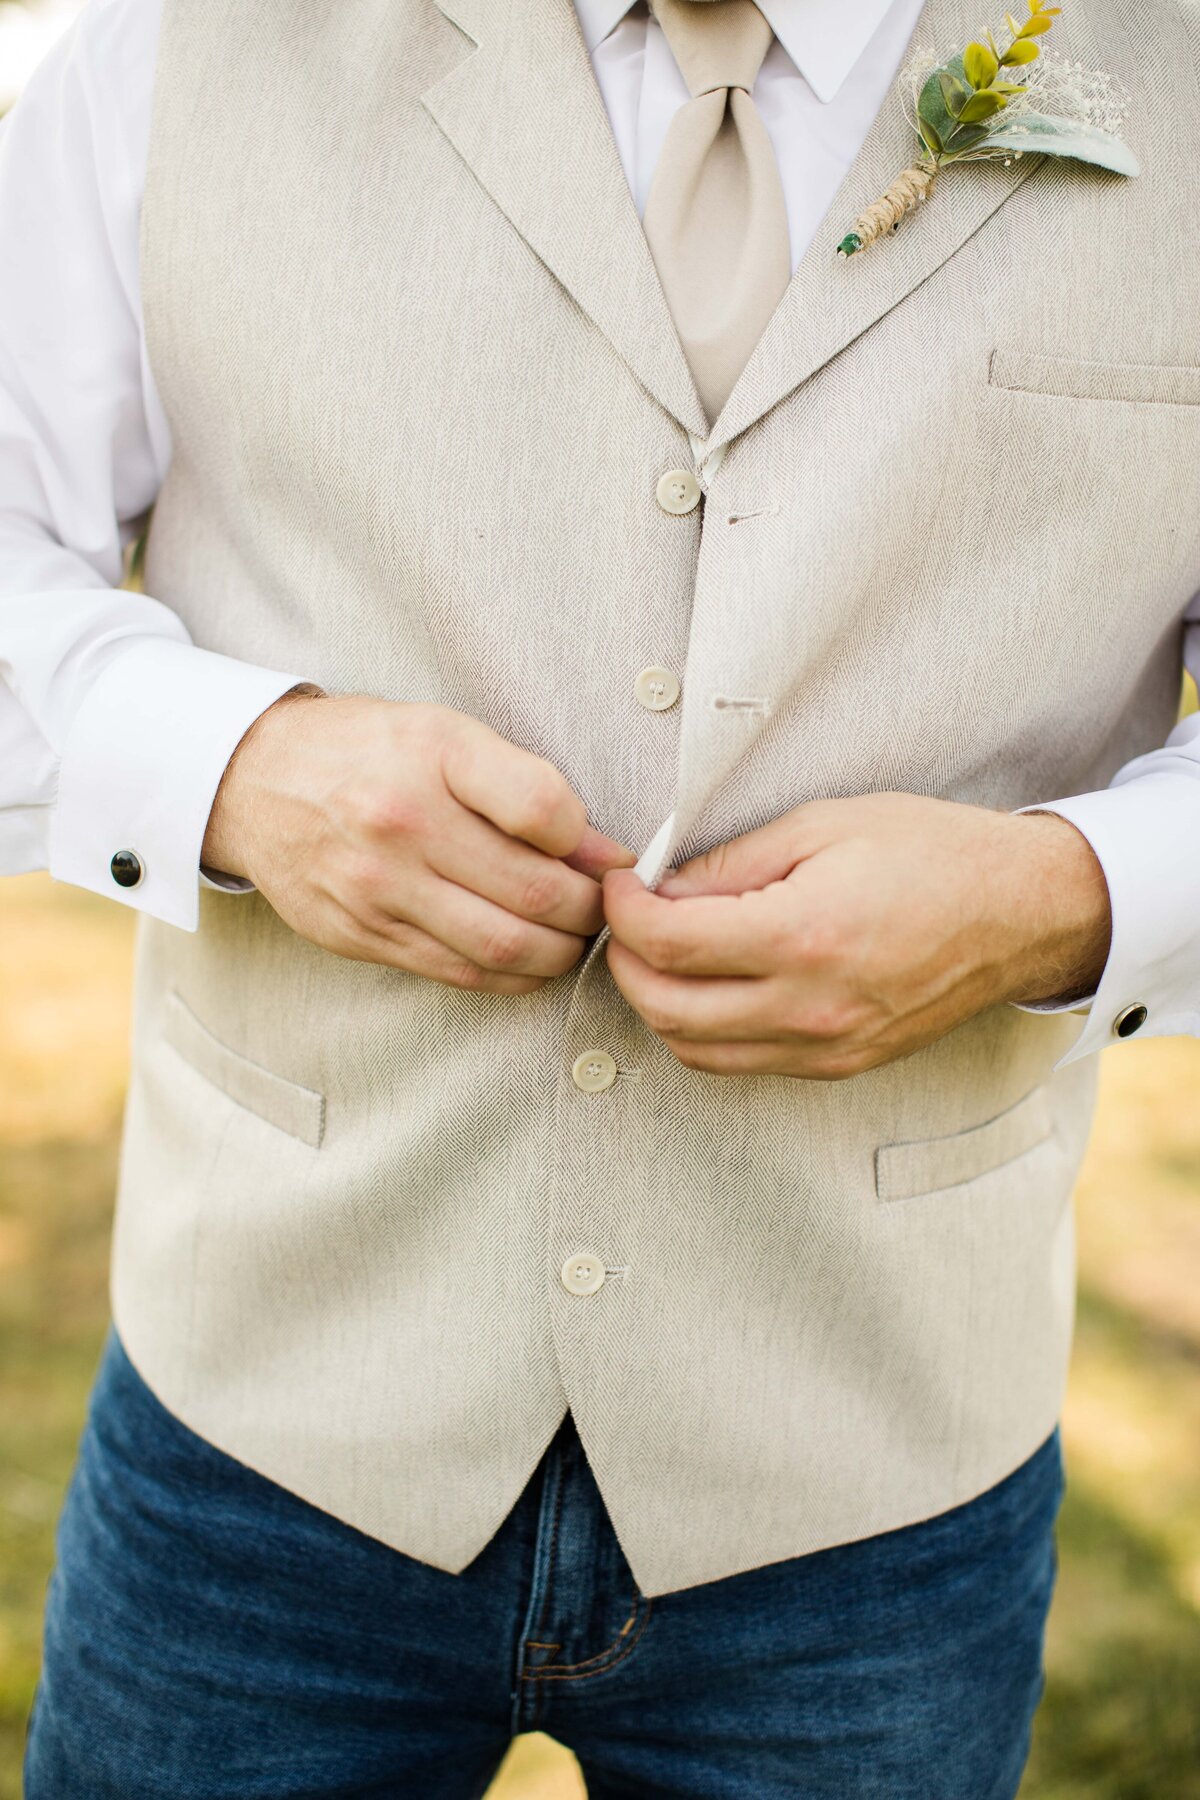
[657,820,795,899]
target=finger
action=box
[440,722,588,858]
[564,825,638,880]
[661,1038,802,1076]
[339,914,544,995]
[661,1036,874,1080]
[603,868,789,977]
[430,814,607,937]
[397,875,586,979]
[606,939,785,1041]
[651,820,802,896]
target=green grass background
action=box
[1,873,1199,1798]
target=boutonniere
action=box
[837,1,1139,257]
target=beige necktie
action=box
[643,0,791,427]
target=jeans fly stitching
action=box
[521,1591,653,1683]
[531,1476,566,1640]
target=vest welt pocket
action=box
[989,348,1200,409]
[162,991,325,1149]
[875,1085,1052,1204]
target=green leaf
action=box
[992,80,1028,93]
[1001,38,1041,62]
[940,127,992,158]
[919,53,994,156]
[920,53,964,139]
[918,115,944,156]
[963,40,1000,88]
[1005,11,1022,33]
[959,89,1007,121]
[978,111,1142,175]
[938,68,970,116]
[1018,12,1055,33]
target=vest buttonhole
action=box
[712,694,771,716]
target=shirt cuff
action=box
[1015,774,1200,1065]
[49,636,309,930]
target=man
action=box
[2,0,1198,1793]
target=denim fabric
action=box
[26,1331,1063,1800]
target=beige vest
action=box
[115,0,1200,1594]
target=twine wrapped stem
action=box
[837,161,938,257]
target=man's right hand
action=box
[202,693,635,993]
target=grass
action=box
[1,872,1198,1799]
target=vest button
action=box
[656,469,701,515]
[110,849,145,889]
[1112,1002,1148,1038]
[561,1253,606,1296]
[571,1049,617,1093]
[634,665,681,711]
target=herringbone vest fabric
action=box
[116,0,1200,1594]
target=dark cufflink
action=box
[1112,1002,1148,1038]
[110,849,145,890]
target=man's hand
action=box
[603,793,1112,1079]
[203,692,635,992]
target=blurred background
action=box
[2,2,1199,1796]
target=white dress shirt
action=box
[1,0,1199,1059]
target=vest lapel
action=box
[707,0,1043,451]
[422,0,708,438]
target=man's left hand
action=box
[603,793,1112,1080]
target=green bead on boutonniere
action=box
[837,0,1139,257]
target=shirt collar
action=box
[574,0,898,104]
[574,0,642,51]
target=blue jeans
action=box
[26,1331,1062,1799]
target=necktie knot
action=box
[649,0,774,100]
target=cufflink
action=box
[1112,1002,1148,1038]
[110,849,145,890]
